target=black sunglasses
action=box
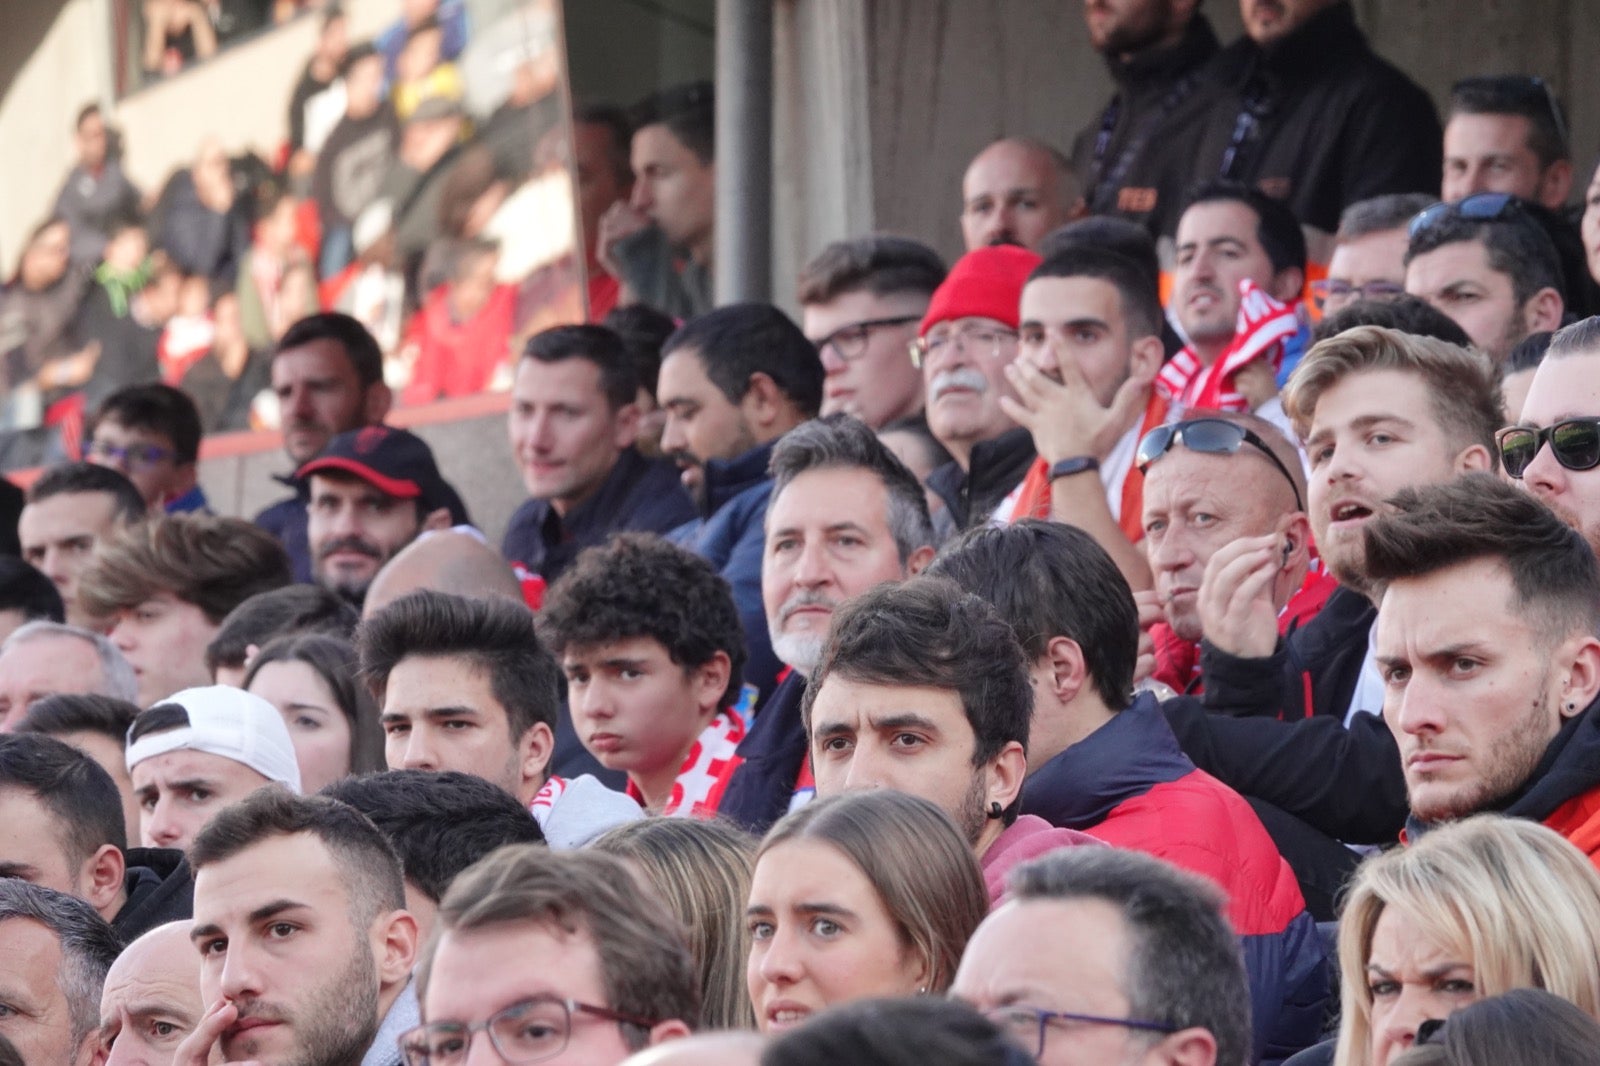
[1137,419,1304,511]
[1496,418,1600,478]
[1408,192,1525,240]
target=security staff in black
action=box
[1071,2,1221,241]
[1184,1,1440,260]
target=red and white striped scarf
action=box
[627,710,748,818]
[1159,279,1299,412]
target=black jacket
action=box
[112,847,193,941]
[501,447,695,584]
[1185,1,1441,239]
[1070,15,1221,238]
[926,427,1036,531]
[714,671,809,835]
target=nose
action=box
[287,385,316,420]
[1147,528,1195,575]
[145,799,184,849]
[818,342,848,375]
[528,411,557,452]
[629,179,653,214]
[1521,436,1563,498]
[659,414,687,455]
[109,619,135,654]
[757,927,803,986]
[1379,989,1432,1058]
[464,1030,503,1066]
[792,539,834,591]
[400,731,439,772]
[329,503,362,538]
[575,680,615,722]
[217,941,265,1002]
[1391,672,1445,737]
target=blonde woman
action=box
[594,817,759,1030]
[1316,816,1600,1066]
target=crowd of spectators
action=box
[7,1,1600,1065]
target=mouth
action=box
[1407,751,1464,773]
[588,733,624,753]
[1186,289,1222,312]
[766,1005,812,1032]
[1329,500,1375,524]
[226,1017,281,1040]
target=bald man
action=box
[960,137,1082,251]
[361,529,527,618]
[98,920,202,1066]
[621,1033,764,1066]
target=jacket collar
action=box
[1021,692,1194,828]
[539,446,650,537]
[926,427,1037,525]
[1240,1,1364,80]
[701,438,777,517]
[1107,14,1221,91]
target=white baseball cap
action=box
[126,686,303,793]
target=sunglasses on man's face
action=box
[1497,418,1600,478]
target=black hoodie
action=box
[112,847,193,941]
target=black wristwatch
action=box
[1048,456,1100,480]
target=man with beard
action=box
[1405,195,1566,364]
[656,304,823,704]
[959,139,1080,252]
[1071,0,1220,238]
[257,314,394,583]
[300,427,463,609]
[0,880,121,1066]
[712,415,936,832]
[804,578,1099,899]
[1502,316,1600,555]
[1365,474,1600,866]
[1157,326,1499,912]
[175,790,417,1066]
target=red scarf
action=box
[1158,279,1298,412]
[626,710,747,818]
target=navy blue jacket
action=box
[713,670,809,834]
[1025,696,1330,1065]
[672,440,782,702]
[501,447,695,584]
[255,482,312,584]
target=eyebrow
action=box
[770,521,872,540]
[1021,316,1109,332]
[1367,962,1472,979]
[866,712,941,733]
[191,899,309,942]
[744,902,859,920]
[380,705,482,725]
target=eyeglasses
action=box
[1451,74,1568,155]
[86,440,175,469]
[1137,418,1305,511]
[909,325,1018,369]
[814,315,921,361]
[985,1005,1178,1059]
[397,997,658,1066]
[1310,278,1406,312]
[1496,419,1600,478]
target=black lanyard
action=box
[1085,70,1200,214]
[1219,80,1272,180]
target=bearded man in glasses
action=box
[1504,316,1600,556]
[1404,193,1565,363]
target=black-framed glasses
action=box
[985,1004,1178,1059]
[1137,418,1305,511]
[1310,278,1406,312]
[909,325,1019,369]
[814,315,921,361]
[398,997,658,1066]
[1496,419,1600,478]
[1451,74,1568,154]
[85,440,175,469]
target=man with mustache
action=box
[1185,0,1440,266]
[1070,0,1220,238]
[301,427,463,609]
[920,245,1042,530]
[257,314,394,583]
[959,139,1080,252]
[176,790,419,1066]
[656,303,823,705]
[712,415,936,832]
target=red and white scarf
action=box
[627,710,748,818]
[1158,279,1299,412]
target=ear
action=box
[739,371,786,433]
[1275,513,1313,570]
[1540,159,1575,210]
[1270,266,1306,306]
[1152,1025,1219,1066]
[420,506,453,532]
[611,400,642,449]
[1558,636,1600,719]
[1523,286,1565,334]
[80,844,125,917]
[373,907,420,987]
[517,721,555,801]
[1129,334,1165,384]
[905,544,936,576]
[364,382,394,425]
[645,1019,693,1046]
[692,651,733,719]
[1453,442,1494,474]
[986,739,1028,812]
[1039,636,1091,708]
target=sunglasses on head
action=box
[1408,192,1526,240]
[1137,418,1304,511]
[1496,418,1600,478]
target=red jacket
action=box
[400,282,515,405]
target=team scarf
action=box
[1158,278,1299,412]
[627,710,748,818]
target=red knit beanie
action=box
[918,245,1043,337]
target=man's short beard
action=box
[772,631,825,677]
[1409,685,1557,824]
[956,770,990,846]
[229,939,381,1066]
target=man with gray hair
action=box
[1316,193,1438,318]
[0,621,137,732]
[952,847,1253,1066]
[0,878,123,1066]
[711,414,936,832]
[961,138,1082,251]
